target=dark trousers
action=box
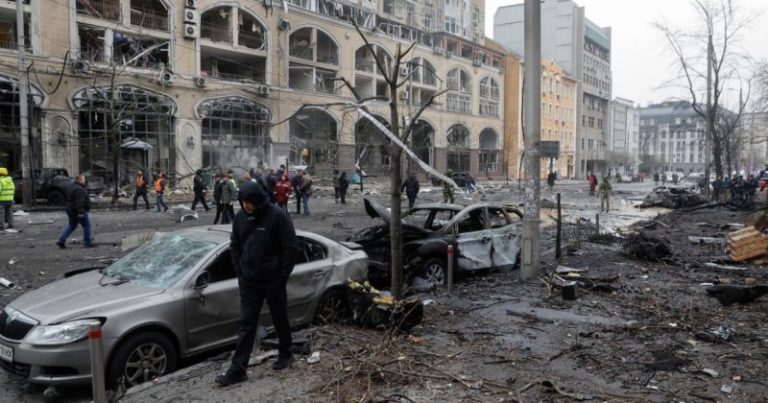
[213,202,223,224]
[133,188,149,209]
[406,191,417,210]
[221,204,235,224]
[231,278,292,370]
[191,192,209,211]
[334,187,341,203]
[340,189,347,204]
[294,191,302,214]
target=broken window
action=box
[0,6,31,51]
[408,119,434,172]
[201,6,233,44]
[78,25,169,68]
[130,0,169,31]
[289,109,338,177]
[354,45,393,99]
[289,28,339,94]
[446,68,471,114]
[199,97,271,172]
[355,115,391,176]
[77,0,120,22]
[0,74,43,172]
[479,77,499,117]
[199,7,267,82]
[318,0,375,28]
[447,124,470,172]
[411,58,437,86]
[73,85,176,186]
[479,128,499,172]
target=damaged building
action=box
[0,0,503,188]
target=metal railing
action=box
[447,93,471,114]
[130,8,169,31]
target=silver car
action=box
[0,226,367,388]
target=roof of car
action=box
[170,225,316,244]
[412,203,517,211]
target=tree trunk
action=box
[389,98,404,299]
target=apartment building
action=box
[0,0,504,187]
[494,0,612,178]
[638,101,707,174]
[609,97,639,171]
[739,112,768,173]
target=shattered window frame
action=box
[446,68,472,114]
[354,44,394,99]
[72,84,177,185]
[446,123,470,172]
[78,24,170,69]
[198,96,272,172]
[408,119,434,171]
[130,0,170,32]
[479,128,499,172]
[288,27,340,94]
[0,74,44,172]
[289,109,339,178]
[355,114,391,176]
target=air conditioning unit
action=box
[433,46,444,55]
[71,59,90,75]
[473,59,482,67]
[159,69,174,85]
[183,24,198,39]
[278,18,291,31]
[185,0,197,8]
[445,51,452,59]
[184,9,198,24]
[194,75,207,88]
[257,84,270,96]
[399,65,409,77]
[400,91,410,101]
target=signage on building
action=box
[540,141,560,159]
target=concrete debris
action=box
[695,327,735,343]
[726,227,768,262]
[306,351,321,364]
[0,277,14,288]
[720,384,734,394]
[699,368,720,378]
[744,211,768,232]
[248,350,279,366]
[27,219,55,225]
[688,236,726,245]
[12,210,29,216]
[555,265,586,274]
[5,228,18,234]
[174,208,199,223]
[8,257,17,265]
[622,233,672,262]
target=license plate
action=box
[0,343,12,362]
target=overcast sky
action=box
[485,0,768,108]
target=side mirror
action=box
[194,272,211,289]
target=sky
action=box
[485,0,768,108]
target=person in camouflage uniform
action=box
[442,169,455,203]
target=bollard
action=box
[556,193,562,259]
[89,322,106,403]
[447,244,454,293]
[576,218,581,249]
[595,213,600,238]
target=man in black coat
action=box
[290,171,303,214]
[215,181,299,386]
[191,169,210,211]
[56,175,93,248]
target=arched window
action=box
[289,27,339,94]
[289,109,338,177]
[409,120,434,171]
[200,6,268,82]
[354,44,393,98]
[198,97,271,170]
[405,57,438,108]
[72,85,176,184]
[479,77,500,117]
[446,68,471,114]
[355,115,391,176]
[446,124,470,172]
[0,74,44,172]
[479,128,500,172]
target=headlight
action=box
[24,320,102,346]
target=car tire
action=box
[421,257,446,286]
[47,190,65,206]
[313,288,350,325]
[107,331,177,390]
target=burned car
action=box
[349,198,523,288]
[0,226,366,389]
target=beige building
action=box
[0,0,504,188]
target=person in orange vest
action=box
[155,172,169,212]
[132,169,150,210]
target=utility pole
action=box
[16,0,32,205]
[521,0,541,280]
[703,33,712,199]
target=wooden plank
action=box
[727,228,760,242]
[727,238,768,249]
[729,249,768,261]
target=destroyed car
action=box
[349,198,522,288]
[0,226,366,389]
[639,186,704,209]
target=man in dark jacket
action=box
[290,171,303,214]
[56,175,93,248]
[401,173,420,210]
[215,182,299,386]
[212,173,225,224]
[191,169,210,211]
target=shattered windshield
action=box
[105,234,216,289]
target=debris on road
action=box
[622,233,671,262]
[174,207,199,223]
[695,327,735,343]
[639,186,704,209]
[726,226,768,262]
[0,277,14,288]
[248,350,279,366]
[8,257,17,265]
[307,351,321,364]
[12,210,29,216]
[706,285,768,306]
[347,280,424,331]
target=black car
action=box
[348,198,522,288]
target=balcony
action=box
[130,8,168,31]
[77,0,120,22]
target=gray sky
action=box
[485,0,768,108]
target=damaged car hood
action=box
[363,197,429,235]
[8,270,162,325]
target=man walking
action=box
[290,170,303,215]
[442,170,455,204]
[332,169,341,204]
[154,172,169,212]
[299,170,313,216]
[56,175,93,248]
[401,173,420,210]
[215,181,299,386]
[132,169,150,210]
[191,169,210,211]
[598,176,612,213]
[213,174,225,224]
[220,171,237,224]
[0,167,14,229]
[339,171,349,204]
[588,173,598,196]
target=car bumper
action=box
[0,337,113,385]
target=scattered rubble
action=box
[0,277,14,288]
[622,232,672,262]
[347,281,424,332]
[706,285,768,306]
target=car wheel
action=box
[313,288,349,325]
[107,331,177,389]
[422,257,446,286]
[47,190,65,206]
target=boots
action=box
[272,352,294,370]
[214,366,247,386]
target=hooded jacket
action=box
[66,181,90,215]
[230,181,299,284]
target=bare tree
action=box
[656,0,754,180]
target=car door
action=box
[451,207,493,271]
[184,247,240,354]
[280,236,332,326]
[487,207,521,268]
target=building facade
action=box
[638,101,707,174]
[739,112,768,173]
[493,0,612,178]
[609,97,639,173]
[0,0,504,188]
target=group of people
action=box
[711,174,761,204]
